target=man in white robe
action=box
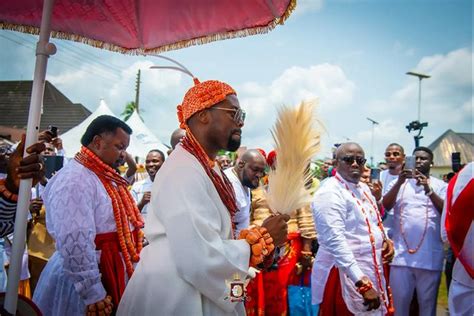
[224,149,266,236]
[118,79,288,315]
[380,143,405,238]
[311,142,394,315]
[131,149,165,220]
[383,146,447,316]
[33,115,141,316]
[441,162,473,316]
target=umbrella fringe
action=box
[0,0,296,55]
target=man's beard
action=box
[242,176,258,189]
[226,135,241,152]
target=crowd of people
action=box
[0,77,471,316]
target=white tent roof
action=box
[60,100,168,159]
[125,110,169,158]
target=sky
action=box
[0,0,472,164]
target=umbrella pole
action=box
[3,0,56,313]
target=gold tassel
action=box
[265,100,321,216]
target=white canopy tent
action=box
[125,110,169,159]
[60,100,168,159]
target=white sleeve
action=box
[130,183,140,203]
[45,176,106,305]
[312,190,365,284]
[153,165,250,312]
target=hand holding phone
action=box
[370,168,381,183]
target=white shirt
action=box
[391,176,447,271]
[33,159,116,312]
[118,144,250,316]
[131,176,153,219]
[311,173,387,314]
[380,169,399,238]
[224,168,251,236]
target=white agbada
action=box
[390,176,447,271]
[380,169,399,238]
[33,159,116,315]
[441,163,474,316]
[118,144,250,316]
[311,173,387,315]
[130,176,153,219]
[224,167,251,236]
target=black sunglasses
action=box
[339,156,367,166]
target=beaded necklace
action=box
[181,128,237,237]
[75,146,144,277]
[398,182,429,254]
[334,174,394,314]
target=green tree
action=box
[121,101,138,121]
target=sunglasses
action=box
[339,156,367,166]
[212,107,246,124]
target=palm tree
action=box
[121,101,136,121]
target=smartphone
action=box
[48,125,58,138]
[405,156,416,174]
[451,152,461,172]
[370,168,381,183]
[43,155,64,178]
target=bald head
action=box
[335,142,366,184]
[335,142,364,160]
[236,149,266,189]
[170,128,186,149]
[240,149,265,164]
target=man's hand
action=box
[29,198,43,217]
[5,137,45,193]
[362,288,381,311]
[414,170,431,193]
[367,180,382,202]
[138,192,151,210]
[396,169,413,185]
[52,137,63,150]
[299,254,313,271]
[261,214,290,247]
[382,239,394,264]
[356,276,381,311]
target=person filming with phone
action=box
[382,146,447,316]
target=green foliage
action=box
[121,101,143,121]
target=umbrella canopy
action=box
[0,0,296,54]
[0,0,297,313]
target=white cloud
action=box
[237,64,356,156]
[293,0,324,15]
[362,47,473,163]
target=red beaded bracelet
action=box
[0,179,18,202]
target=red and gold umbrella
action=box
[0,0,296,313]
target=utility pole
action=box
[135,69,141,114]
[367,117,379,167]
[405,71,430,147]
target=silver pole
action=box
[4,0,56,313]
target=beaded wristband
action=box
[356,280,373,295]
[0,179,18,202]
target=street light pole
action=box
[367,117,379,167]
[405,71,430,147]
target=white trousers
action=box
[448,279,474,316]
[390,266,441,316]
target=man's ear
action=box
[90,135,102,150]
[237,160,245,169]
[196,110,211,124]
